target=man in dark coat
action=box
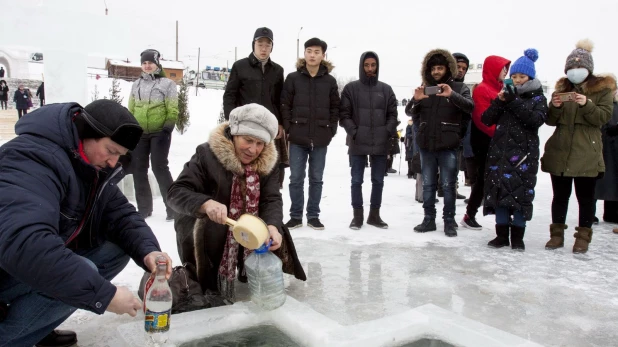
[223,27,287,187]
[36,81,45,106]
[0,100,170,347]
[281,38,340,230]
[0,67,5,78]
[340,51,398,230]
[409,49,474,237]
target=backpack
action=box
[138,263,231,314]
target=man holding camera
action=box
[409,49,474,237]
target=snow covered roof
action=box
[107,59,184,70]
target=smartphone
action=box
[424,86,442,95]
[503,79,514,91]
[556,92,576,102]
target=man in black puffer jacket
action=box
[281,38,340,230]
[409,49,474,237]
[340,51,398,230]
[0,100,170,347]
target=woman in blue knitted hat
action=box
[480,48,548,251]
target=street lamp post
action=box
[296,27,303,60]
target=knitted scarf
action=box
[218,164,261,300]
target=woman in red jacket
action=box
[461,55,510,230]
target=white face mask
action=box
[567,68,589,84]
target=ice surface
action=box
[178,325,299,347]
[46,85,618,347]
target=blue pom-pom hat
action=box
[510,48,539,79]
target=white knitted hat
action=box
[228,104,278,143]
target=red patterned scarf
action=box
[218,164,261,300]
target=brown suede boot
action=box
[573,227,593,254]
[545,223,567,250]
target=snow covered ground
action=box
[13,84,618,346]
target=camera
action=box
[424,86,442,95]
[556,92,576,102]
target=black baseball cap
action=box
[253,27,273,42]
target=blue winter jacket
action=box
[0,103,160,314]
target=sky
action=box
[3,0,618,98]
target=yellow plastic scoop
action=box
[226,214,270,250]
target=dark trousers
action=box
[0,242,129,346]
[350,155,387,209]
[132,131,175,217]
[550,175,597,228]
[39,99,45,106]
[465,157,479,186]
[0,101,7,110]
[466,150,488,218]
[17,109,27,119]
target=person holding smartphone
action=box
[409,49,474,237]
[480,49,547,251]
[541,39,615,253]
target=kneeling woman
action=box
[168,104,304,300]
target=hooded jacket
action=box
[409,49,474,152]
[223,53,285,124]
[339,51,398,156]
[128,72,179,134]
[280,59,340,147]
[0,103,160,314]
[167,124,305,291]
[541,75,616,177]
[470,56,511,152]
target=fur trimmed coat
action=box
[541,75,616,177]
[167,123,305,293]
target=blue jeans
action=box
[495,207,526,227]
[288,143,328,220]
[419,148,458,221]
[0,242,130,347]
[350,155,387,209]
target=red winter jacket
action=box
[472,56,511,138]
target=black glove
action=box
[504,84,517,103]
[400,137,405,143]
[606,125,618,137]
[162,125,174,134]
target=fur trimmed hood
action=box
[295,59,334,73]
[555,74,617,95]
[421,49,458,86]
[208,123,278,177]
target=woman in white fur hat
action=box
[167,103,306,301]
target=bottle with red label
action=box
[144,255,172,343]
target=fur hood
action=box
[554,74,617,95]
[421,48,458,86]
[208,123,278,177]
[295,59,334,73]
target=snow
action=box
[13,80,618,346]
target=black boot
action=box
[349,208,364,230]
[414,217,436,232]
[36,330,77,347]
[510,225,525,251]
[488,224,510,248]
[367,208,388,229]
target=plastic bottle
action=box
[244,242,286,310]
[144,256,172,344]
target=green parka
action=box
[541,75,616,177]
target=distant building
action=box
[465,62,549,95]
[106,58,184,83]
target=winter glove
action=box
[162,125,174,134]
[606,125,618,137]
[400,137,405,143]
[504,84,517,103]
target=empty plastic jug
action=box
[244,241,286,310]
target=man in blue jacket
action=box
[0,100,172,347]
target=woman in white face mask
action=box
[541,39,616,254]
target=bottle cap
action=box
[253,240,272,254]
[155,255,167,265]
